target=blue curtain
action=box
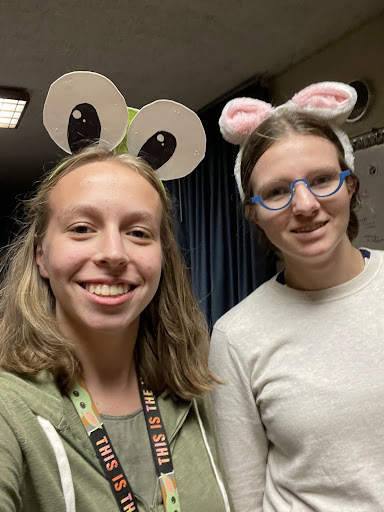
[165,82,276,328]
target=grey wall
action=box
[271,13,384,138]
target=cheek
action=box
[326,191,352,218]
[45,244,88,278]
[255,211,284,237]
[140,247,163,276]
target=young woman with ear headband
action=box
[210,83,384,512]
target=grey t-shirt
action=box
[101,409,157,506]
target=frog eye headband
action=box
[43,71,206,181]
[219,81,357,199]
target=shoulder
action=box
[354,248,384,288]
[213,276,278,335]
[0,368,60,398]
[0,369,64,425]
[211,272,293,349]
[193,393,215,428]
[369,249,384,269]
[209,277,285,375]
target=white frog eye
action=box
[43,71,128,153]
[126,100,206,180]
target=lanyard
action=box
[69,377,181,512]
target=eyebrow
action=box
[56,204,160,227]
[257,166,340,189]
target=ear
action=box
[219,97,273,145]
[290,81,357,125]
[35,243,49,279]
[346,173,358,199]
[245,202,259,225]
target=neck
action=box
[283,238,365,291]
[59,319,142,414]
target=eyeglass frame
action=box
[249,169,351,211]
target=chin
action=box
[283,238,341,262]
[81,316,139,335]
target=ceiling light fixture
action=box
[0,88,30,129]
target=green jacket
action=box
[0,369,231,512]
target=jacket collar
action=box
[0,370,192,476]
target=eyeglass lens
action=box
[260,170,343,210]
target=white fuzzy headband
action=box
[218,81,357,199]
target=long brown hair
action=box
[0,146,220,400]
[241,109,360,246]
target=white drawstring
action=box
[193,399,231,512]
[37,416,76,512]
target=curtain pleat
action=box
[165,81,276,327]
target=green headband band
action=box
[48,161,67,181]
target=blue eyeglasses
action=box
[249,170,351,211]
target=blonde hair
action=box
[0,146,219,400]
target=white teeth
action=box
[85,283,130,296]
[295,222,325,233]
[101,285,111,296]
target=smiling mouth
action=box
[81,283,134,297]
[292,221,327,233]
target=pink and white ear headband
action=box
[219,81,357,199]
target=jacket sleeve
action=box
[209,326,268,512]
[0,402,23,512]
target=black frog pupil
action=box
[68,103,101,153]
[138,131,176,170]
[73,390,79,397]
[80,402,86,409]
[172,497,176,504]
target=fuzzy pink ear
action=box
[219,97,273,145]
[291,82,357,125]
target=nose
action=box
[94,229,129,269]
[290,180,320,216]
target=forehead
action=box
[48,160,163,219]
[251,133,340,185]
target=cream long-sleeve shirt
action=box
[210,249,384,512]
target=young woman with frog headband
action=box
[210,82,384,512]
[0,72,232,512]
